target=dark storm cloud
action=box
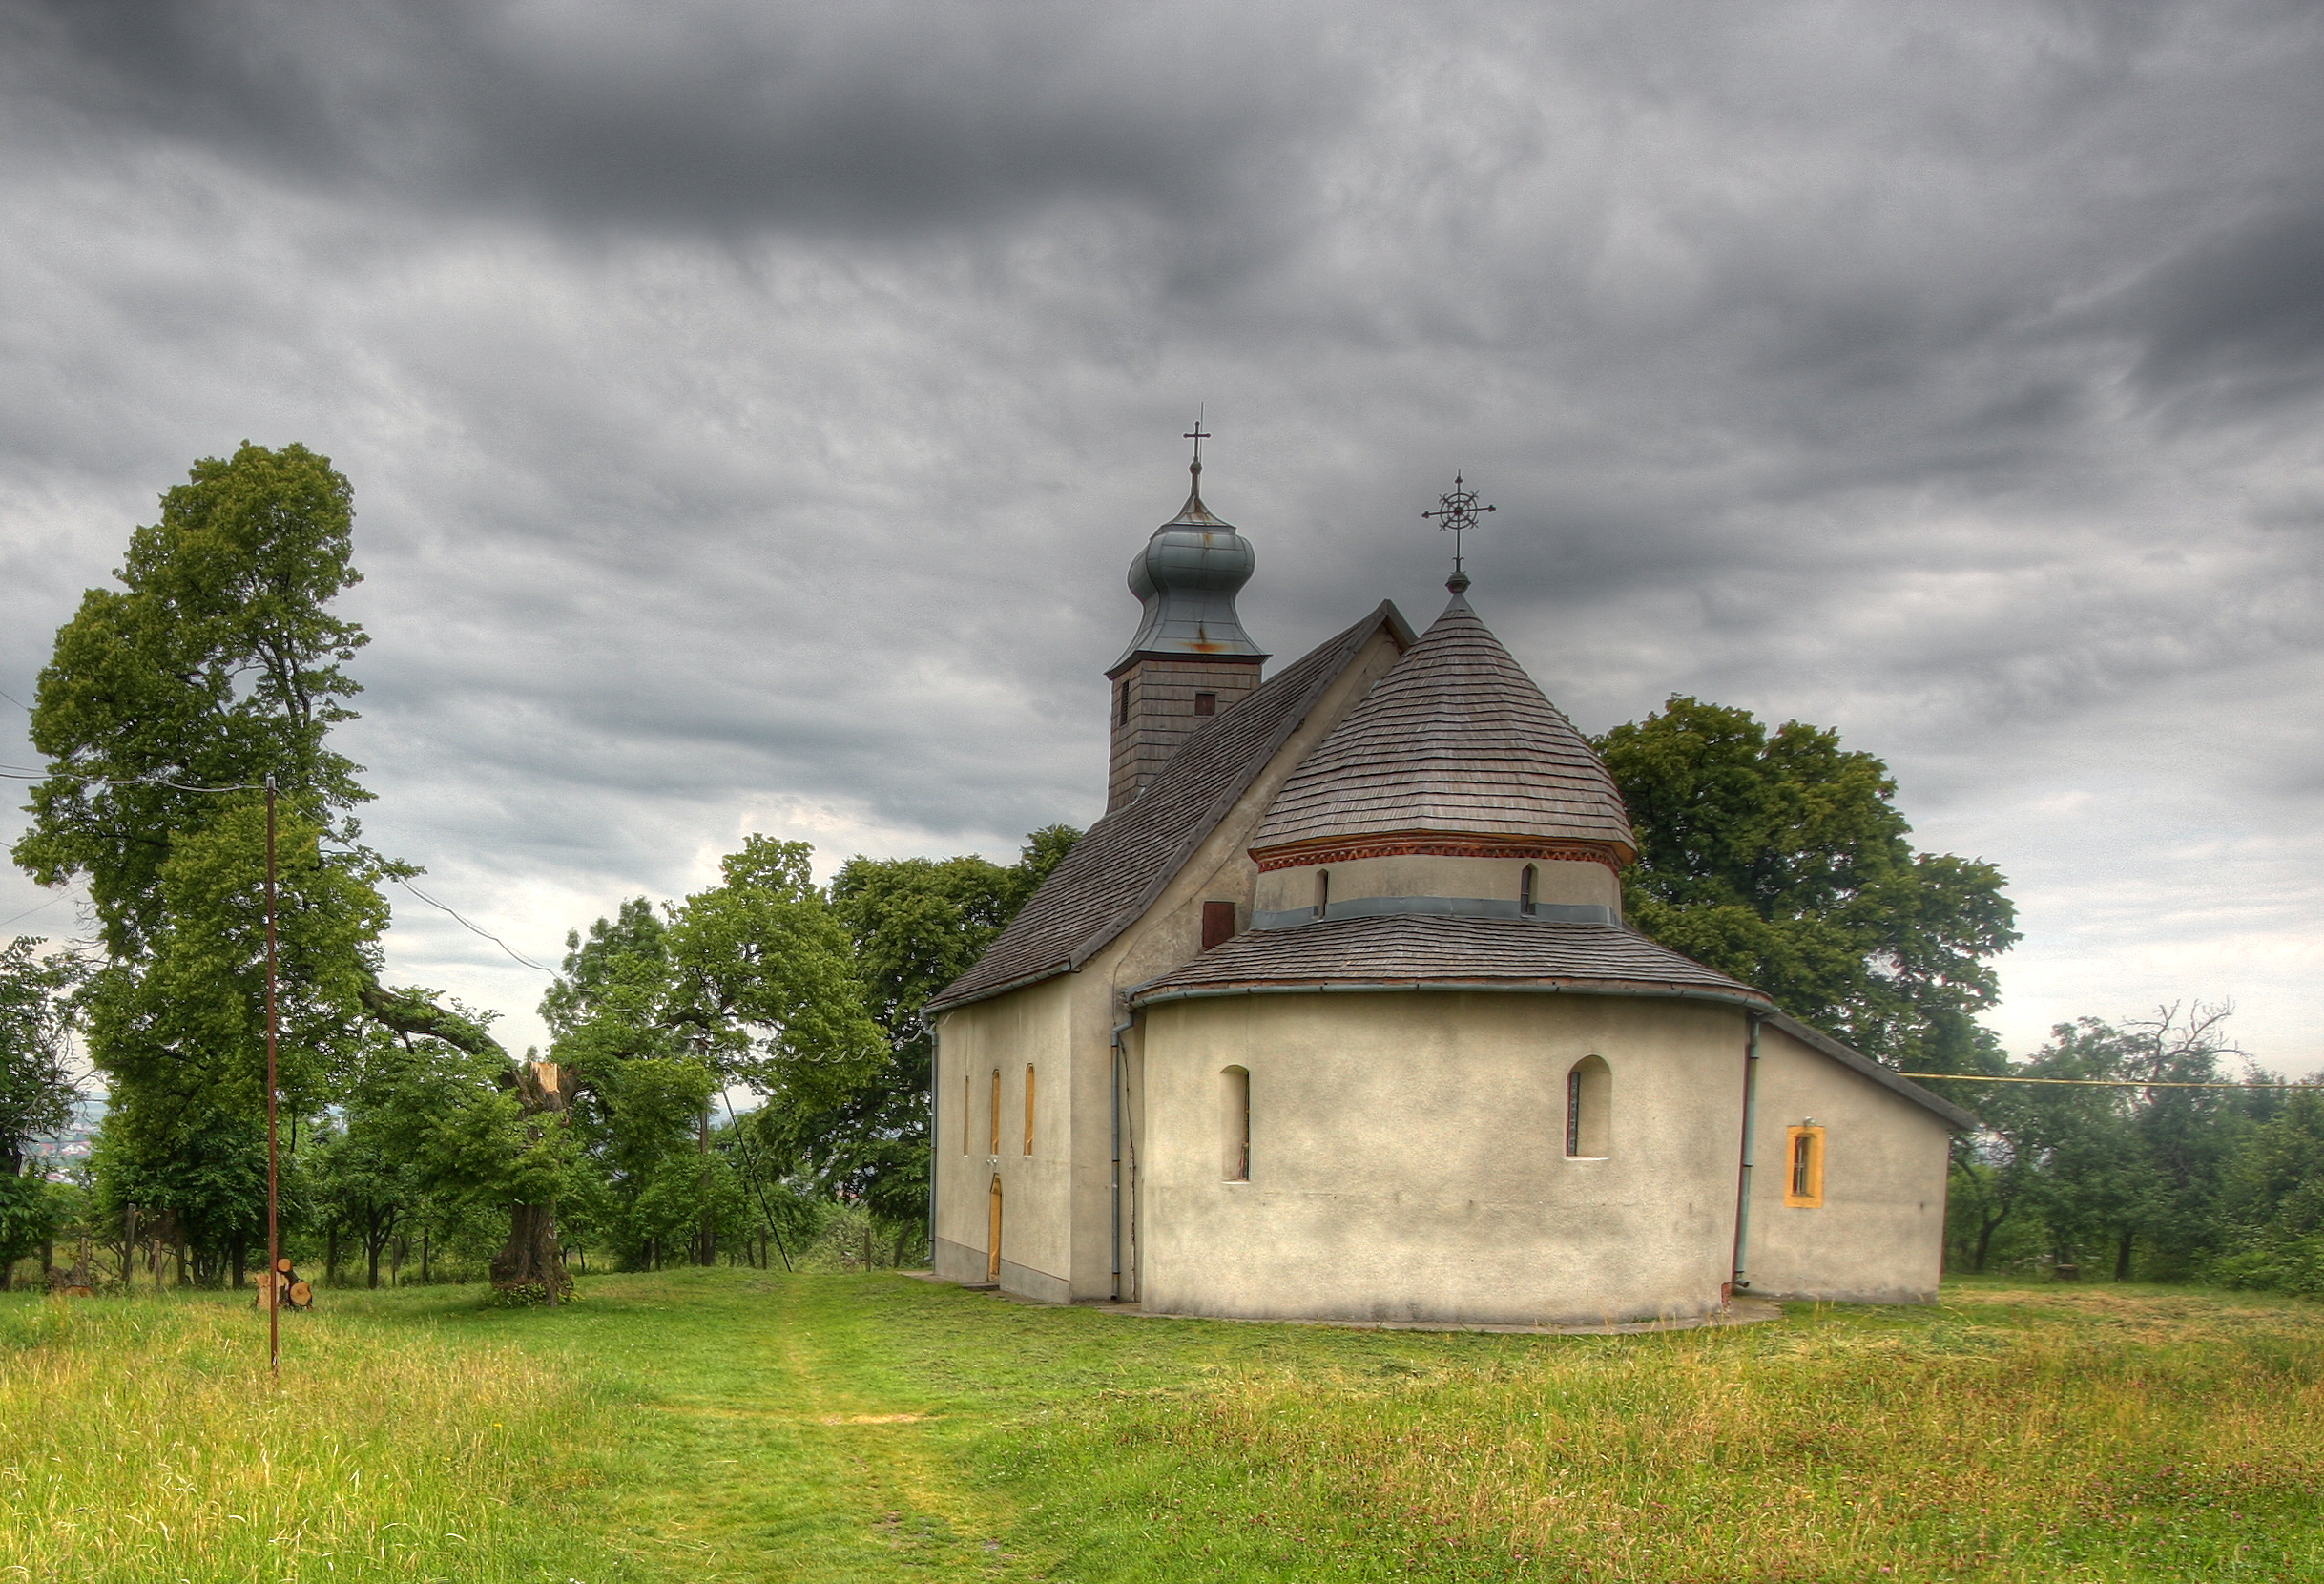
[4,0,1359,235]
[3,0,2324,1061]
[2119,194,2324,411]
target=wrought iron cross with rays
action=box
[1422,473,1495,589]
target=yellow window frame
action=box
[1784,1125,1826,1207]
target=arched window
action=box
[1785,1125,1825,1207]
[988,1069,1002,1157]
[1221,1066,1251,1181]
[1566,1055,1611,1157]
[1023,1064,1037,1155]
[1314,869,1330,920]
[1520,864,1538,916]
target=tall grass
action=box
[0,1293,602,1583]
[1059,1292,2324,1581]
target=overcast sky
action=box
[3,0,2320,1073]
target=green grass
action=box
[3,1269,2321,1582]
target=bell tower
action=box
[1106,425,1268,810]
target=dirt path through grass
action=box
[506,1270,1034,1582]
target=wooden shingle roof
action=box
[928,603,1413,1011]
[1129,914,1766,1005]
[1250,594,1636,861]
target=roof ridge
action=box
[928,600,1414,1011]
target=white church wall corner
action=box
[1738,1022,1954,1305]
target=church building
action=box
[925,451,1974,1326]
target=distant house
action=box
[926,459,1973,1326]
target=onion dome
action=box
[1251,591,1635,863]
[1110,457,1267,672]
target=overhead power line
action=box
[0,761,263,792]
[1902,1072,2309,1090]
[0,890,79,934]
[4,757,558,976]
[391,877,556,975]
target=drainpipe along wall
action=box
[1729,1012,1766,1299]
[1110,999,1136,1301]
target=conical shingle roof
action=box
[1251,593,1635,860]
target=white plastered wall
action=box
[930,974,1076,1300]
[1133,989,1751,1326]
[1739,1022,1953,1303]
[1252,852,1619,915]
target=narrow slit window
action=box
[1521,864,1538,916]
[1193,691,1216,716]
[1117,680,1131,725]
[1202,900,1235,950]
[1023,1064,1037,1155]
[1221,1066,1251,1180]
[1566,1055,1611,1157]
[963,1073,972,1155]
[1785,1125,1825,1207]
[1314,868,1330,920]
[989,1069,1002,1156]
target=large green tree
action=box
[533,827,1078,1261]
[538,839,890,1269]
[1596,697,2017,1072]
[316,992,586,1296]
[0,937,81,1281]
[10,444,463,1281]
[2212,1081,2324,1296]
[823,825,1077,1229]
[0,937,81,1177]
[1946,1005,2274,1280]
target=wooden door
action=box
[986,1177,1003,1282]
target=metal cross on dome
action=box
[1421,473,1495,589]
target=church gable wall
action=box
[930,974,1076,1299]
[1740,1022,1953,1304]
[1132,990,1748,1327]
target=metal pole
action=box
[1729,1013,1763,1299]
[264,775,280,1373]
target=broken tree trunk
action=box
[490,1060,573,1304]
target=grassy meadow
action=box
[1,1270,2319,1583]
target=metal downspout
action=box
[1110,999,1135,1300]
[1730,1012,1765,1299]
